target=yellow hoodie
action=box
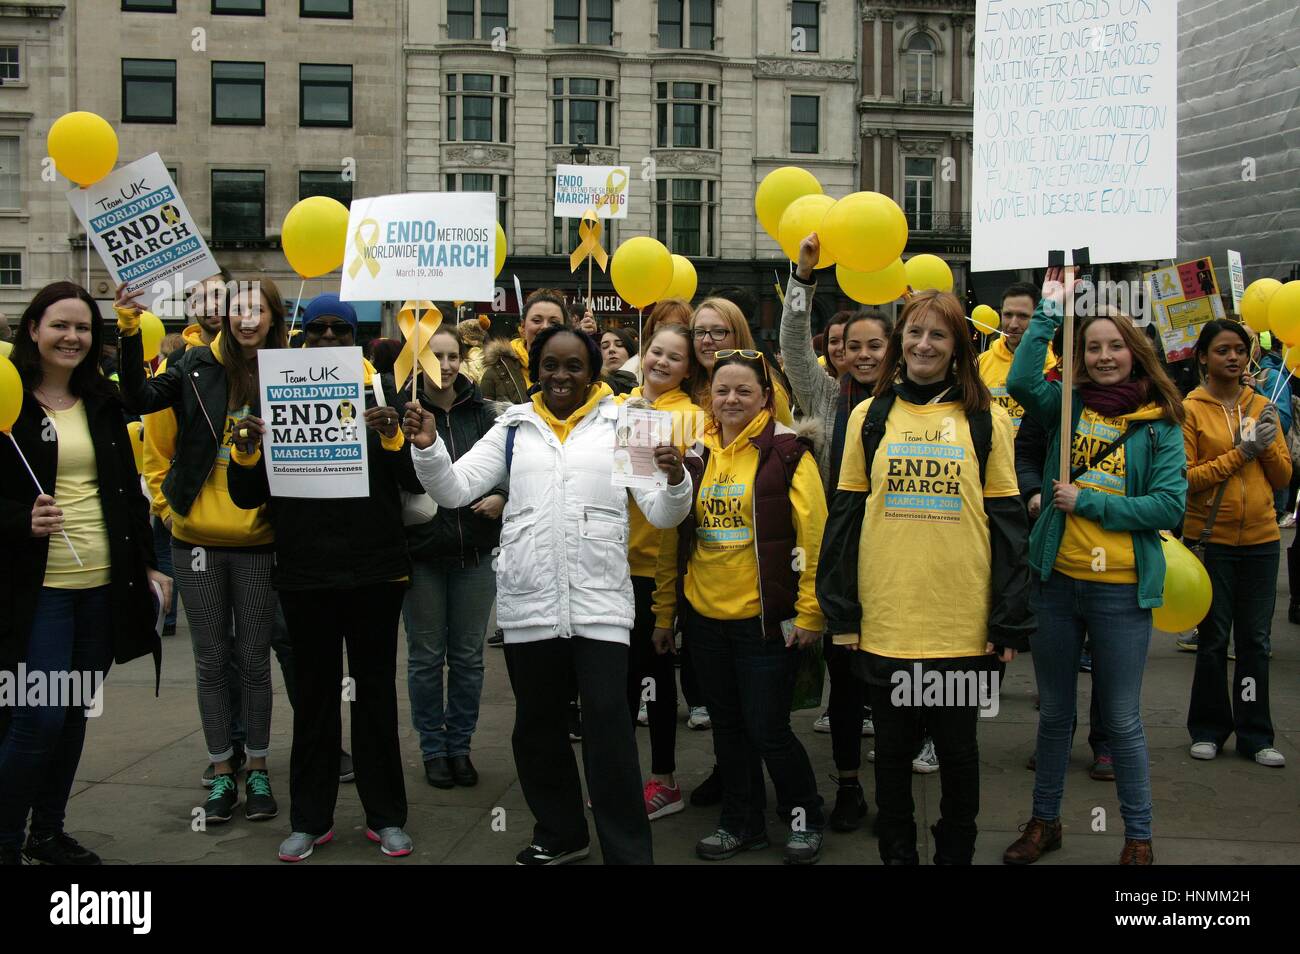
[978,335,1056,432]
[1056,402,1165,583]
[665,410,825,631]
[512,337,531,388]
[531,381,612,443]
[617,386,705,578]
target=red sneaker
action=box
[644,779,685,820]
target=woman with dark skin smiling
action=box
[404,326,693,865]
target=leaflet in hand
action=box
[611,405,672,490]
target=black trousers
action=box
[506,635,652,864]
[867,672,980,864]
[824,635,865,772]
[626,576,679,775]
[278,582,407,836]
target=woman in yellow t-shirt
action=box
[817,290,1032,865]
[0,281,168,866]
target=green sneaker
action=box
[244,769,278,821]
[784,829,824,865]
[203,774,238,824]
[695,828,769,860]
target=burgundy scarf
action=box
[1077,378,1149,417]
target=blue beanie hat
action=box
[303,294,358,331]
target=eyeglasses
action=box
[692,328,731,342]
[305,320,353,336]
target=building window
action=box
[300,0,352,16]
[553,0,612,45]
[122,59,177,124]
[300,64,352,127]
[212,0,265,13]
[904,157,934,231]
[212,62,265,125]
[0,46,20,83]
[656,179,717,257]
[655,82,718,149]
[0,137,19,209]
[658,0,714,50]
[0,253,21,286]
[449,0,508,41]
[445,172,509,239]
[445,73,510,143]
[903,33,937,101]
[792,1,818,53]
[122,1,176,11]
[211,170,265,242]
[299,170,354,206]
[551,77,616,145]
[790,95,819,154]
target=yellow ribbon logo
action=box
[347,218,382,280]
[160,204,181,226]
[569,208,609,274]
[394,299,443,390]
[593,168,629,215]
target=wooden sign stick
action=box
[1058,265,1077,483]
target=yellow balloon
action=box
[495,223,508,279]
[0,340,11,358]
[281,196,350,279]
[904,254,954,293]
[972,304,1001,333]
[755,167,822,242]
[1151,534,1212,633]
[663,254,698,302]
[127,420,145,474]
[140,311,165,362]
[48,111,118,187]
[820,192,908,275]
[777,194,837,268]
[1241,278,1282,333]
[1267,281,1300,344]
[1284,345,1300,373]
[837,260,907,306]
[610,237,674,309]
[0,352,21,433]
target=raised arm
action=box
[778,236,836,420]
[406,403,509,508]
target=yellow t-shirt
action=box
[978,336,1056,434]
[171,405,275,548]
[838,397,1019,658]
[44,402,111,589]
[1055,407,1140,583]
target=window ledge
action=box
[0,210,30,221]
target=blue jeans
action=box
[403,559,495,760]
[1188,541,1277,755]
[1030,572,1153,840]
[152,517,179,628]
[0,586,114,849]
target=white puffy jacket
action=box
[410,395,694,643]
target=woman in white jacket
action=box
[404,325,693,866]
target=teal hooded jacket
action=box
[1006,303,1188,608]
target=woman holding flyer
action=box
[116,279,286,828]
[0,281,166,866]
[404,325,692,865]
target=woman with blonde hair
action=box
[623,298,694,382]
[689,299,793,424]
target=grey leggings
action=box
[172,544,277,762]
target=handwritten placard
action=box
[971,0,1178,271]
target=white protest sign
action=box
[554,164,630,219]
[971,0,1178,271]
[68,152,219,295]
[257,346,369,498]
[1227,249,1245,313]
[340,192,495,302]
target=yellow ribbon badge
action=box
[347,218,382,280]
[569,208,609,274]
[394,299,443,390]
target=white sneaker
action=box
[912,739,939,774]
[637,701,649,726]
[1190,741,1218,760]
[812,712,831,733]
[862,716,875,737]
[1255,748,1286,767]
[687,706,711,730]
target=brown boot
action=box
[1119,839,1154,865]
[1002,817,1062,865]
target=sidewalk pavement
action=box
[67,567,1300,865]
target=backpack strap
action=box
[504,422,518,474]
[970,408,993,486]
[860,390,897,492]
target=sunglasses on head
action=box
[305,320,353,335]
[713,349,771,385]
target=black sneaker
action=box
[244,769,278,821]
[203,773,239,824]
[162,621,177,637]
[488,628,505,648]
[201,744,246,788]
[828,776,867,832]
[568,703,582,743]
[515,842,590,866]
[23,832,101,866]
[690,764,723,807]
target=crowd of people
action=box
[0,232,1291,867]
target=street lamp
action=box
[570,133,590,166]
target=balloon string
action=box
[289,277,306,337]
[1268,365,1294,406]
[6,432,82,566]
[84,191,90,292]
